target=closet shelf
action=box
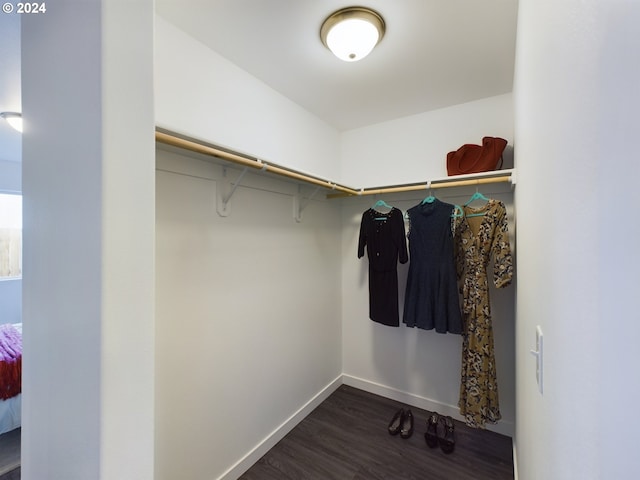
[155,129,515,200]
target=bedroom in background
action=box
[0,13,22,473]
[0,190,23,475]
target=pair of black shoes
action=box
[387,408,414,439]
[424,412,455,454]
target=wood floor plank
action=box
[0,429,20,477]
[0,467,19,480]
[240,385,513,480]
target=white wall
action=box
[0,160,21,194]
[339,96,516,436]
[155,149,343,480]
[21,1,155,478]
[0,279,21,325]
[153,17,348,479]
[514,1,640,478]
[340,93,514,187]
[154,15,341,182]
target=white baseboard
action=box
[218,374,343,480]
[342,374,514,438]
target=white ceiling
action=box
[0,1,518,164]
[155,0,519,131]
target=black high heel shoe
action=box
[388,408,405,435]
[438,416,455,454]
[400,409,414,439]
[424,412,439,448]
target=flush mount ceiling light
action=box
[320,6,385,62]
[0,112,22,133]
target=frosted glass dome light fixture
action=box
[0,112,22,133]
[320,7,385,62]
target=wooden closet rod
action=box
[155,130,359,196]
[155,130,514,199]
[329,175,513,198]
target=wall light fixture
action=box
[0,112,22,133]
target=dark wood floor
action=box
[240,385,513,480]
[0,428,20,480]
[0,386,513,480]
[0,467,19,480]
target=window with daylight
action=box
[0,193,22,279]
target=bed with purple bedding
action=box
[0,323,21,435]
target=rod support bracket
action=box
[217,166,249,217]
[293,185,322,223]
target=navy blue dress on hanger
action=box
[358,207,409,327]
[403,199,463,334]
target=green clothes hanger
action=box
[465,190,490,206]
[373,199,393,210]
[465,190,490,217]
[372,199,393,220]
[421,182,435,204]
[418,187,462,218]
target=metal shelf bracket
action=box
[293,185,322,223]
[217,166,249,217]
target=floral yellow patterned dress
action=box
[456,199,513,428]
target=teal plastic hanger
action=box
[418,191,460,217]
[421,185,436,204]
[372,199,393,220]
[421,182,436,204]
[464,190,490,206]
[465,190,490,217]
[372,199,393,210]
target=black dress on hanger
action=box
[403,199,463,334]
[358,207,408,327]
